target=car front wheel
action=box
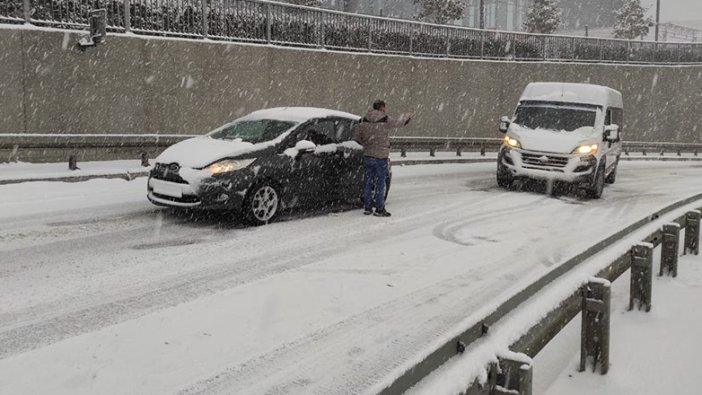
[244,182,281,226]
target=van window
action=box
[610,108,623,132]
[514,105,597,132]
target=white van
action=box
[497,82,623,198]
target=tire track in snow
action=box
[0,195,481,360]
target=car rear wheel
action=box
[244,182,280,226]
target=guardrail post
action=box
[624,148,629,156]
[480,31,485,59]
[684,210,700,255]
[660,149,665,156]
[429,148,436,157]
[319,11,325,48]
[123,0,130,32]
[456,147,462,157]
[490,356,533,395]
[580,279,610,375]
[660,223,680,277]
[480,145,486,156]
[68,155,79,171]
[140,152,150,167]
[630,243,653,312]
[409,25,414,55]
[642,149,647,156]
[368,20,373,51]
[266,4,272,43]
[201,0,208,39]
[400,148,407,158]
[23,0,31,23]
[445,27,450,57]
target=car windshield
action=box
[208,119,296,143]
[514,105,597,132]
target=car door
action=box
[334,119,364,200]
[277,119,338,207]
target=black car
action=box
[147,107,391,225]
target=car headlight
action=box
[572,144,599,156]
[503,135,521,149]
[206,159,255,174]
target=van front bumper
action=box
[498,146,597,184]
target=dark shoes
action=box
[373,208,391,217]
[363,207,373,215]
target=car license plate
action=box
[152,180,183,198]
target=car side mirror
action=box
[604,124,619,141]
[295,140,316,155]
[499,116,511,134]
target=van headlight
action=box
[503,135,521,149]
[206,159,255,174]
[573,144,599,156]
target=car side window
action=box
[605,109,613,125]
[335,119,356,142]
[300,120,337,146]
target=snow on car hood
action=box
[156,134,288,169]
[509,124,598,154]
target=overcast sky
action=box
[641,0,702,23]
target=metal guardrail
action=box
[380,194,702,395]
[2,0,702,64]
[1,134,701,160]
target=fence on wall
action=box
[2,0,702,64]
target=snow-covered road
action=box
[0,161,700,394]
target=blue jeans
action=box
[363,156,388,210]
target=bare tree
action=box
[413,0,466,25]
[614,0,653,40]
[523,0,561,34]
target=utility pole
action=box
[654,0,661,41]
[479,0,485,29]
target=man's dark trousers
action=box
[363,156,388,210]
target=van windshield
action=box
[514,105,597,132]
[208,119,296,143]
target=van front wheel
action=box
[587,164,606,199]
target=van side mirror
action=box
[604,124,620,142]
[499,116,511,134]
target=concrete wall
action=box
[1,27,701,161]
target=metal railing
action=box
[3,0,702,64]
[380,195,702,394]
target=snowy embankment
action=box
[0,161,700,395]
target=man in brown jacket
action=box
[353,100,413,217]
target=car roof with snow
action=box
[519,82,623,109]
[239,107,361,123]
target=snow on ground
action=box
[0,161,700,395]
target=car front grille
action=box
[151,192,201,204]
[151,162,188,184]
[520,152,569,169]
